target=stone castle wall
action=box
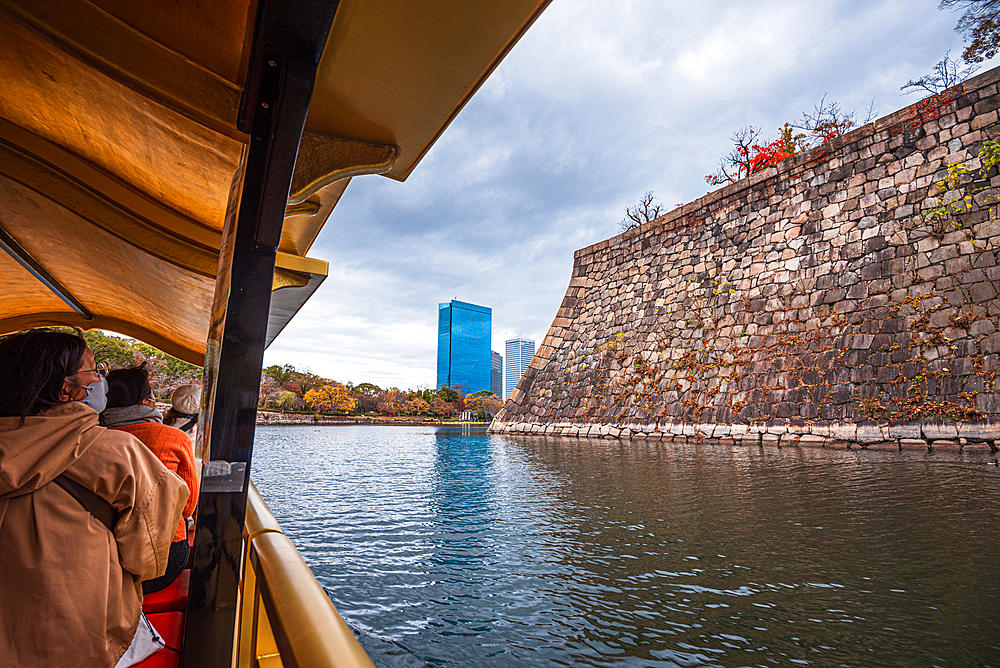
[492,67,1000,451]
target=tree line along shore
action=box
[82,331,503,421]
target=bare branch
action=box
[619,191,664,232]
[792,95,856,144]
[900,50,980,96]
[862,98,879,125]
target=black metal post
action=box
[182,2,339,666]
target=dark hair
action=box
[163,408,198,426]
[105,362,153,409]
[0,329,88,419]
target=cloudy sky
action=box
[262,0,996,390]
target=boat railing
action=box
[238,481,375,668]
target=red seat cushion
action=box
[134,611,184,668]
[142,570,190,613]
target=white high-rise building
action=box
[504,337,535,398]
[491,350,503,397]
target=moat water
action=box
[252,425,1000,667]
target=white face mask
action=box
[79,376,109,414]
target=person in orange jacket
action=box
[101,362,199,594]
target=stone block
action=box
[930,439,962,451]
[855,424,885,442]
[957,422,1000,441]
[829,422,857,440]
[961,442,993,451]
[900,438,929,450]
[972,281,998,303]
[825,440,853,449]
[982,334,1000,354]
[851,334,875,349]
[799,434,826,448]
[977,393,1000,413]
[780,434,801,447]
[865,441,900,451]
[922,422,959,440]
[886,422,919,439]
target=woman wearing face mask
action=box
[0,329,188,668]
[101,363,199,594]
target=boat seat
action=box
[134,611,184,668]
[142,570,189,613]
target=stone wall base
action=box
[488,420,1000,452]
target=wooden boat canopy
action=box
[0,0,550,364]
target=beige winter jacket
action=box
[0,402,189,668]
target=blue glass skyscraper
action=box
[437,300,491,393]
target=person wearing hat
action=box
[164,384,200,441]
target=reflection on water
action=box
[253,426,1000,667]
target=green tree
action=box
[80,330,202,399]
[82,330,139,368]
[436,386,459,403]
[263,363,298,387]
[133,341,201,379]
[277,391,298,412]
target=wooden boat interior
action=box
[0,0,551,665]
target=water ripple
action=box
[253,426,1000,667]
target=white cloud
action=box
[264,0,998,389]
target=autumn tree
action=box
[429,397,455,417]
[303,383,358,414]
[901,51,980,95]
[258,373,280,408]
[942,0,1000,62]
[707,97,875,187]
[404,398,431,415]
[707,126,798,186]
[284,370,325,397]
[619,191,665,233]
[465,391,502,420]
[377,388,408,415]
[352,382,381,414]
